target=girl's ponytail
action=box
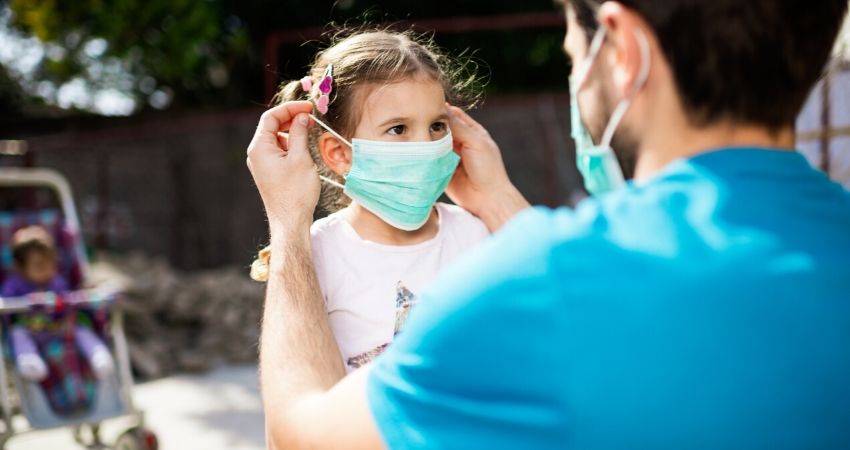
[274,79,307,105]
[250,246,271,282]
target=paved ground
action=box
[7,365,265,450]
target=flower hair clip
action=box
[300,64,334,115]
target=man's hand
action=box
[246,100,319,230]
[447,106,530,232]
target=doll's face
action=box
[19,251,58,286]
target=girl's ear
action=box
[318,132,352,176]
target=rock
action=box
[92,253,264,380]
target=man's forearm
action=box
[259,221,346,446]
[478,184,531,233]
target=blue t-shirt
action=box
[367,148,850,449]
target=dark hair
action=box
[11,226,56,267]
[275,28,483,214]
[568,0,849,130]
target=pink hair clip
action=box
[314,64,334,115]
[300,76,313,92]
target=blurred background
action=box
[0,0,583,270]
[0,1,582,448]
[0,1,848,448]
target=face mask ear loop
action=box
[307,113,351,190]
[573,26,609,93]
[599,28,652,148]
[318,175,345,189]
[308,114,352,148]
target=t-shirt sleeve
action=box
[310,219,332,308]
[367,207,571,449]
[439,203,491,245]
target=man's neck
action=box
[634,121,796,182]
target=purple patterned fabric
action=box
[1,273,68,298]
[73,326,108,359]
[10,325,39,358]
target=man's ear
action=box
[599,2,651,98]
[318,132,352,176]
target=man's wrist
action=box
[268,218,312,265]
[478,184,530,233]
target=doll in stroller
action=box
[0,168,156,450]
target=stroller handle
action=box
[0,287,120,314]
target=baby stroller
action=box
[0,168,157,450]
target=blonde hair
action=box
[251,28,483,282]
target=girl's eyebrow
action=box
[377,113,450,128]
[377,117,410,127]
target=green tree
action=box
[4,0,567,114]
[8,0,250,111]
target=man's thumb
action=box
[288,113,311,156]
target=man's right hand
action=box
[246,101,319,232]
[447,106,530,232]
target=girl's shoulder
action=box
[309,211,352,286]
[310,210,350,242]
[435,202,490,241]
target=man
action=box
[246,1,850,448]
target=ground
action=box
[7,365,265,450]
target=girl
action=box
[3,226,114,385]
[251,30,490,372]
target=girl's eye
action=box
[431,122,447,133]
[387,125,406,136]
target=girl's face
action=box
[317,76,451,177]
[19,251,58,286]
[353,77,450,142]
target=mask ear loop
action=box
[599,28,652,148]
[572,26,609,93]
[308,113,351,189]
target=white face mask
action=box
[570,26,651,195]
[311,115,460,231]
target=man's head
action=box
[562,0,849,178]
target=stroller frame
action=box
[0,168,154,450]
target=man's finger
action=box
[257,101,314,136]
[449,106,487,134]
[277,132,290,152]
[287,113,312,161]
[448,106,486,147]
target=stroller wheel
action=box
[114,427,158,450]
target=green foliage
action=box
[257,1,570,96]
[5,0,568,113]
[8,0,250,109]
[0,63,25,112]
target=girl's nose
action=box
[412,128,432,142]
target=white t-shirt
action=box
[311,202,490,373]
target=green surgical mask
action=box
[311,115,459,231]
[570,26,651,196]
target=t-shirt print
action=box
[347,281,417,369]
